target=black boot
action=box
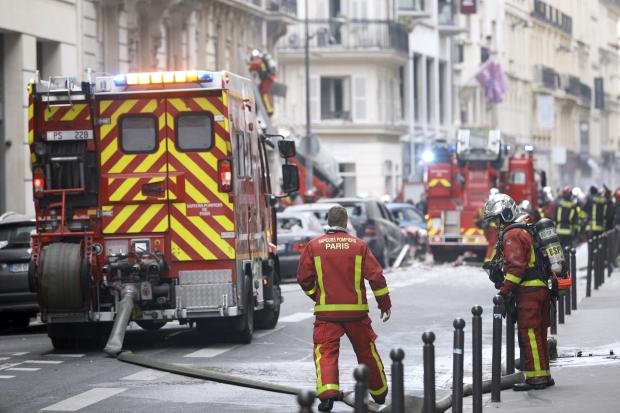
[318,398,334,412]
[513,379,549,391]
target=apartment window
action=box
[439,62,446,125]
[339,162,357,197]
[321,77,351,120]
[398,0,425,10]
[413,55,421,122]
[399,66,405,120]
[438,0,456,25]
[426,58,434,124]
[481,46,490,64]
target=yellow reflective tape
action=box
[221,93,230,133]
[504,274,521,284]
[318,384,340,395]
[109,177,138,202]
[525,370,550,378]
[153,216,169,232]
[185,179,209,203]
[127,204,164,233]
[192,97,222,115]
[314,304,369,312]
[198,151,218,171]
[521,279,546,287]
[31,153,36,163]
[170,216,217,260]
[187,214,235,259]
[60,104,87,121]
[369,341,388,396]
[100,100,113,114]
[140,99,158,113]
[314,345,323,394]
[528,328,541,373]
[528,244,536,268]
[213,215,234,231]
[354,255,362,304]
[215,135,228,155]
[171,240,192,261]
[428,178,439,188]
[305,286,317,296]
[109,154,137,174]
[134,143,166,173]
[100,140,118,166]
[439,178,451,187]
[168,98,189,112]
[103,205,139,234]
[44,106,59,121]
[373,287,389,297]
[314,256,326,306]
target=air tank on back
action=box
[535,218,566,274]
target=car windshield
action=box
[341,204,364,218]
[0,223,35,247]
[391,208,423,224]
[277,217,305,232]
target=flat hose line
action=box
[117,351,524,412]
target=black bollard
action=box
[564,247,571,315]
[491,295,503,402]
[571,248,577,310]
[452,318,465,413]
[586,238,593,297]
[593,244,600,290]
[471,305,483,413]
[422,331,436,413]
[353,365,369,413]
[506,300,515,375]
[605,232,612,278]
[600,236,606,285]
[558,293,565,324]
[390,349,405,413]
[297,390,316,413]
[550,297,557,335]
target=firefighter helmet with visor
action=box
[483,193,519,224]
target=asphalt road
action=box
[0,260,499,413]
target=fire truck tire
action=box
[255,285,281,330]
[233,285,254,344]
[39,243,89,312]
[136,320,167,331]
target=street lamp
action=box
[303,1,346,194]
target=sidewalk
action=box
[465,262,620,413]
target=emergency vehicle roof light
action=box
[113,75,127,87]
[112,70,214,87]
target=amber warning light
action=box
[114,70,213,86]
[218,159,233,193]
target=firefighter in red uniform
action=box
[483,194,554,391]
[297,205,391,412]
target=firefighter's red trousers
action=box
[313,318,388,401]
[516,288,551,382]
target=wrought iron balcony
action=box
[281,20,409,54]
[266,0,297,16]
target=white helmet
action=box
[489,188,500,197]
[483,193,519,224]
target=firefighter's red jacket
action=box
[297,230,391,321]
[499,228,546,295]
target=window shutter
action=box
[353,75,367,122]
[310,75,319,122]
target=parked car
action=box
[0,212,37,328]
[387,203,428,258]
[283,203,356,234]
[318,198,405,268]
[276,212,324,279]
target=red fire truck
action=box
[27,70,299,351]
[426,130,538,262]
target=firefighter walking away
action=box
[297,205,391,412]
[552,186,580,249]
[483,193,556,391]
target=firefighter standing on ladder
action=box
[297,206,391,412]
[483,194,554,391]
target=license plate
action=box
[46,130,93,141]
[9,263,29,273]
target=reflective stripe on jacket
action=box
[587,196,608,232]
[553,200,577,236]
[297,230,391,321]
[500,228,546,295]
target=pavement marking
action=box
[254,326,284,339]
[45,354,85,358]
[278,312,314,323]
[121,369,169,381]
[184,344,238,358]
[0,375,15,379]
[6,367,40,372]
[41,387,127,412]
[12,352,28,356]
[24,360,63,365]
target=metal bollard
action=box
[605,232,612,278]
[452,318,465,413]
[491,295,503,402]
[558,292,565,324]
[571,248,577,310]
[550,296,558,335]
[390,348,405,413]
[600,235,606,285]
[564,247,571,315]
[586,238,593,297]
[353,364,369,413]
[297,390,316,413]
[506,300,515,375]
[422,331,436,413]
[593,243,600,290]
[471,305,483,413]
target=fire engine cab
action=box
[27,69,299,351]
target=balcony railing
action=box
[267,0,297,16]
[281,20,409,54]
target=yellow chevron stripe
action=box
[221,94,230,133]
[130,177,166,201]
[100,100,113,114]
[192,97,222,115]
[140,99,158,113]
[127,204,165,233]
[185,180,210,203]
[187,214,235,259]
[153,216,169,232]
[170,216,217,260]
[103,204,139,234]
[197,151,218,171]
[28,103,34,145]
[44,107,60,121]
[168,98,190,112]
[171,240,192,261]
[214,215,234,231]
[61,104,88,121]
[101,140,118,166]
[166,138,232,210]
[109,154,137,174]
[109,177,139,202]
[133,141,166,173]
[99,100,139,141]
[168,176,177,200]
[215,134,228,155]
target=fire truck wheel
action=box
[136,320,167,331]
[233,288,254,344]
[255,285,281,330]
[39,243,89,312]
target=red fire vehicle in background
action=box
[425,129,539,262]
[27,69,299,351]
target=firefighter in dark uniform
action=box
[483,193,554,391]
[297,206,392,412]
[552,186,579,249]
[585,186,611,236]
